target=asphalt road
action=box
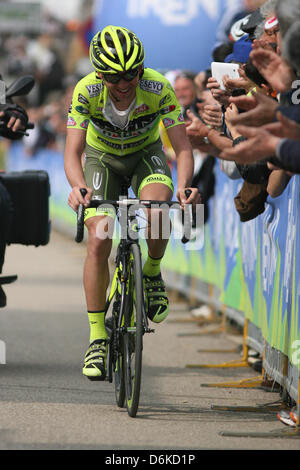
[0,231,298,451]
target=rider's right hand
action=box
[68,186,92,212]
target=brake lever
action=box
[75,188,88,243]
[181,189,193,244]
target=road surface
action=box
[0,231,298,451]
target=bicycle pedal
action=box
[145,328,155,333]
[0,275,18,285]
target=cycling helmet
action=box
[89,25,145,73]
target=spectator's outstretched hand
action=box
[263,111,300,140]
[250,48,296,93]
[219,126,280,163]
[185,109,215,152]
[206,77,230,106]
[201,103,223,129]
[226,91,278,127]
[252,40,277,52]
[228,93,257,111]
[225,103,242,139]
[222,68,253,94]
[185,109,209,139]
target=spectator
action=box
[26,33,64,106]
[174,71,198,118]
[217,0,300,176]
[215,0,265,46]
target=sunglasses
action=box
[102,69,139,84]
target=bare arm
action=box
[166,124,201,206]
[185,109,231,153]
[64,128,92,211]
[206,127,233,151]
[267,170,292,198]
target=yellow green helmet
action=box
[89,25,145,73]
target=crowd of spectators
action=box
[176,0,300,223]
[169,0,299,426]
[0,10,94,161]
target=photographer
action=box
[0,93,29,307]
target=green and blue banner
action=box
[164,163,300,370]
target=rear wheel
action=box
[114,348,125,407]
[123,243,144,417]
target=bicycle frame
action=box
[105,204,152,384]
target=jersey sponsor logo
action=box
[139,79,164,95]
[133,103,150,115]
[162,117,175,128]
[93,124,148,141]
[75,105,89,115]
[78,93,89,105]
[67,116,76,126]
[128,113,160,132]
[97,135,149,150]
[80,119,89,129]
[86,83,102,98]
[91,112,159,136]
[144,175,168,184]
[160,105,176,115]
[159,94,172,107]
[93,172,103,191]
[151,155,163,167]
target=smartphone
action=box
[211,62,240,91]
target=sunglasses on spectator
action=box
[102,69,139,84]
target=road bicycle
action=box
[75,185,193,417]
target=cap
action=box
[241,9,263,36]
[225,35,252,64]
[264,16,279,31]
[229,15,251,42]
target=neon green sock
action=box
[143,254,163,278]
[88,311,108,343]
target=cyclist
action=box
[64,25,200,381]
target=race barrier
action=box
[163,161,300,431]
[5,141,300,429]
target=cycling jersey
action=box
[67,68,185,156]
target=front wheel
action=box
[123,243,144,418]
[112,301,125,408]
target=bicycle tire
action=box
[112,298,126,408]
[114,352,125,407]
[123,243,144,417]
